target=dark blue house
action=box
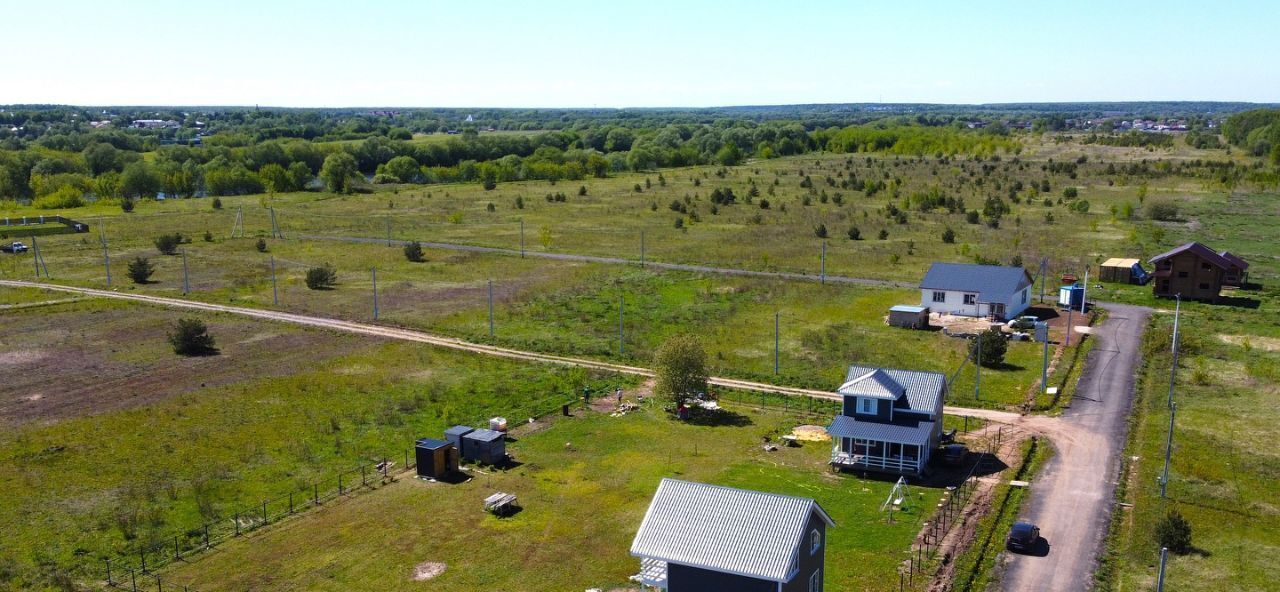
[630,479,834,592]
[826,366,946,476]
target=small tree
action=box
[154,233,183,255]
[203,231,213,242]
[1155,510,1192,554]
[814,223,828,239]
[404,241,425,262]
[120,198,135,213]
[305,264,338,290]
[127,257,154,284]
[211,197,222,210]
[256,238,268,252]
[1147,200,1179,221]
[168,318,217,356]
[942,227,956,243]
[878,229,889,240]
[972,329,1008,367]
[847,226,861,240]
[654,334,708,409]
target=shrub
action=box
[33,186,85,209]
[578,185,587,196]
[942,227,956,243]
[1147,200,1180,221]
[482,177,496,190]
[255,238,268,252]
[121,198,135,213]
[127,257,154,284]
[1156,510,1193,554]
[168,318,217,356]
[404,241,425,262]
[847,226,861,240]
[211,197,222,210]
[203,231,213,242]
[972,328,1008,367]
[486,202,496,212]
[673,217,684,229]
[966,210,980,224]
[305,264,338,290]
[1063,187,1079,199]
[154,233,184,255]
[814,224,828,239]
[878,229,889,240]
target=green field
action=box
[1096,191,1280,591]
[160,404,944,592]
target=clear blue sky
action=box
[6,0,1277,107]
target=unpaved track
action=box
[1000,303,1151,592]
[300,234,913,288]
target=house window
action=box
[1199,283,1210,290]
[1021,290,1028,304]
[810,529,822,554]
[1177,271,1188,278]
[932,291,946,303]
[858,398,877,415]
[1201,263,1212,271]
[963,293,977,305]
[809,569,821,592]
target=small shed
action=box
[1058,284,1084,309]
[1100,258,1148,284]
[462,428,507,465]
[888,305,929,329]
[415,438,459,480]
[445,425,475,456]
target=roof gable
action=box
[920,263,1032,303]
[837,369,905,400]
[630,479,834,582]
[1150,242,1231,269]
[844,365,945,417]
[1218,250,1249,270]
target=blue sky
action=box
[6,0,1277,107]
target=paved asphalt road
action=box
[299,234,912,288]
[1001,303,1152,592]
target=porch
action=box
[826,415,934,476]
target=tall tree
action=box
[654,334,708,408]
[319,152,360,193]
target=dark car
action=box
[1006,521,1040,553]
[942,444,968,466]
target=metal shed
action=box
[888,305,929,329]
[445,425,474,456]
[461,428,507,465]
[1058,284,1085,309]
[1100,258,1148,284]
[415,438,459,480]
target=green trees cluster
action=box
[1222,109,1280,163]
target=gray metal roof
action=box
[827,415,935,444]
[630,479,834,583]
[837,369,905,401]
[444,425,474,437]
[463,428,504,442]
[844,365,945,417]
[920,263,1032,303]
[415,438,450,450]
[890,304,928,313]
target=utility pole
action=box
[100,226,111,287]
[774,311,780,375]
[975,334,982,400]
[820,241,827,285]
[640,230,645,267]
[1081,268,1090,315]
[181,249,190,295]
[1039,258,1047,303]
[1041,324,1050,395]
[519,219,525,258]
[488,279,494,337]
[1156,546,1169,592]
[1168,294,1181,409]
[371,267,379,320]
[618,294,625,356]
[385,218,392,247]
[270,255,279,306]
[1160,401,1176,498]
[1065,302,1074,347]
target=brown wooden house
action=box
[1218,250,1250,287]
[1149,242,1238,302]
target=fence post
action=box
[204,524,210,550]
[139,549,146,574]
[289,492,294,514]
[261,500,267,525]
[155,573,162,592]
[339,474,344,495]
[174,535,180,561]
[234,512,240,536]
[314,482,319,505]
[105,558,113,585]
[131,569,137,592]
[383,457,389,479]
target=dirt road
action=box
[300,234,913,288]
[1000,303,1151,591]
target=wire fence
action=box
[94,386,586,592]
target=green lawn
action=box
[162,404,942,592]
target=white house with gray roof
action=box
[630,478,834,592]
[826,365,947,475]
[920,262,1033,321]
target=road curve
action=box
[1000,303,1151,592]
[299,234,913,288]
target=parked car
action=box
[1,241,28,253]
[1006,521,1040,553]
[941,444,968,466]
[1007,315,1038,331]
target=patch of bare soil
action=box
[411,561,446,581]
[792,425,831,442]
[589,379,654,413]
[0,306,372,426]
[923,425,1034,592]
[1220,334,1280,351]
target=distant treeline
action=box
[1223,109,1280,163]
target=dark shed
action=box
[415,438,458,480]
[462,428,507,465]
[445,425,474,456]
